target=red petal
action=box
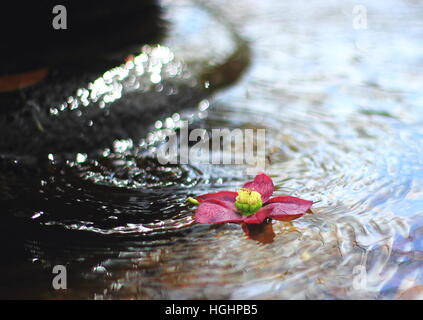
[243,173,274,202]
[196,191,238,203]
[242,209,270,224]
[195,199,243,224]
[263,196,313,221]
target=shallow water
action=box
[2,0,423,299]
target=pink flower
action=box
[188,173,313,224]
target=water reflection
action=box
[242,222,276,244]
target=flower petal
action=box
[242,209,270,224]
[263,196,313,221]
[196,191,238,203]
[243,173,274,202]
[195,199,243,224]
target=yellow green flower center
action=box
[235,188,262,216]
